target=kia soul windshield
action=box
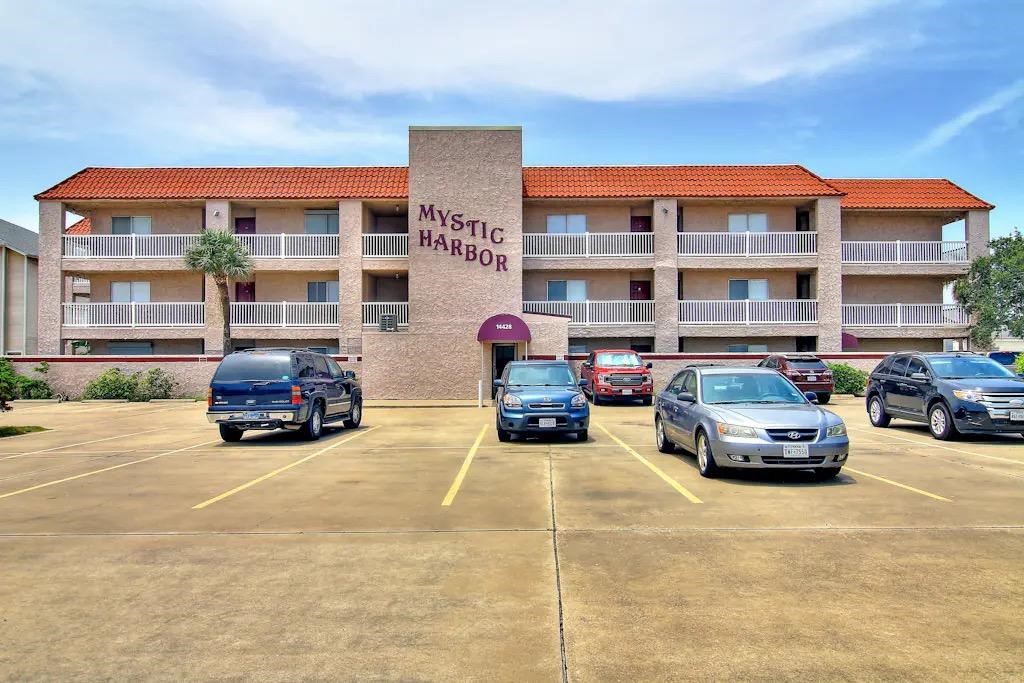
[928,357,1015,379]
[507,365,576,386]
[701,373,806,404]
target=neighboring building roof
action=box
[522,165,842,198]
[0,218,39,257]
[66,217,91,235]
[827,178,993,210]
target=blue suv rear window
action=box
[214,353,292,381]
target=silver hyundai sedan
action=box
[654,366,849,479]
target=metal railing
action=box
[230,302,339,327]
[677,231,817,257]
[678,299,818,324]
[362,302,409,327]
[235,234,339,258]
[840,240,968,264]
[522,299,655,325]
[63,234,200,258]
[842,303,969,327]
[523,232,654,258]
[63,302,205,327]
[362,233,409,258]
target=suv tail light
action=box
[206,387,213,407]
[291,385,302,405]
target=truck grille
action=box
[765,428,819,442]
[980,393,1024,409]
[608,374,644,386]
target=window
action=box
[213,352,291,381]
[547,280,586,301]
[111,216,152,235]
[326,357,345,377]
[682,371,698,395]
[313,356,332,379]
[727,344,769,353]
[296,356,317,379]
[546,214,587,234]
[304,210,339,234]
[568,343,588,354]
[110,281,150,303]
[906,358,928,377]
[107,341,153,355]
[307,281,339,303]
[666,372,687,394]
[728,213,767,232]
[890,355,910,377]
[728,279,768,301]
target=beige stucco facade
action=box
[1,247,39,354]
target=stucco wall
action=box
[840,211,948,241]
[679,203,798,232]
[234,270,339,302]
[522,269,652,300]
[88,272,204,303]
[852,337,945,352]
[680,269,801,299]
[524,202,644,234]
[250,207,305,234]
[4,249,27,353]
[81,205,203,235]
[842,275,946,304]
[680,336,799,352]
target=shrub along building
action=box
[36,126,992,398]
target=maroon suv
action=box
[757,354,834,404]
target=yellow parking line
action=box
[442,424,488,507]
[594,422,702,504]
[844,466,951,502]
[0,427,168,461]
[192,426,380,510]
[0,439,218,500]
[848,426,1024,465]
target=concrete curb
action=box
[148,399,200,403]
[12,399,61,404]
[80,399,129,403]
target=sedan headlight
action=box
[826,423,847,437]
[952,389,985,403]
[716,422,757,438]
[570,393,587,408]
[502,393,522,408]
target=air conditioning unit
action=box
[379,314,398,332]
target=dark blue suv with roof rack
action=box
[207,348,362,442]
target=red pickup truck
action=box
[579,349,654,405]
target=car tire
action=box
[868,395,891,427]
[219,424,244,442]
[576,429,588,442]
[695,429,721,478]
[300,402,324,441]
[641,396,653,406]
[928,402,959,441]
[655,416,675,453]
[813,467,841,480]
[593,394,604,406]
[342,399,362,429]
[816,392,831,405]
[497,426,512,442]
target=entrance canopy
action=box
[477,314,531,342]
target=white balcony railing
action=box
[235,234,339,258]
[230,302,339,327]
[523,232,654,258]
[841,240,968,264]
[63,302,205,327]
[63,234,201,258]
[362,302,410,327]
[678,299,818,325]
[522,300,655,325]
[842,304,969,327]
[362,233,409,258]
[677,231,817,257]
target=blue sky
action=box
[1,0,1021,236]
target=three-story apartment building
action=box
[35,126,991,398]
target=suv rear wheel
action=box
[343,399,362,429]
[868,395,891,427]
[300,402,324,441]
[928,402,959,440]
[219,425,244,442]
[816,392,831,405]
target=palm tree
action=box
[184,230,253,354]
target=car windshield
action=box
[595,352,642,367]
[213,353,292,382]
[701,372,807,404]
[927,356,1016,379]
[787,359,826,370]
[506,365,576,386]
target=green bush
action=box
[82,367,179,401]
[0,359,53,400]
[826,362,867,396]
[1016,354,1024,376]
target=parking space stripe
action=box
[848,426,1024,465]
[0,439,218,500]
[594,422,703,504]
[844,466,951,502]
[441,424,488,507]
[0,427,168,460]
[192,426,381,510]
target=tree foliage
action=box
[952,231,1024,349]
[183,230,254,354]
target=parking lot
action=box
[0,398,1022,681]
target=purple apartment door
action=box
[630,216,652,232]
[234,217,256,234]
[235,282,255,302]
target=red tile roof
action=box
[66,217,91,234]
[827,178,993,210]
[522,165,841,198]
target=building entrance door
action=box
[235,282,255,302]
[629,280,651,300]
[630,216,652,232]
[234,217,255,234]
[492,344,517,397]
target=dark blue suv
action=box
[866,352,1024,440]
[207,348,362,442]
[493,360,590,442]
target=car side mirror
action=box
[645,362,653,369]
[804,391,819,404]
[581,362,591,369]
[342,370,356,380]
[493,379,504,388]
[910,372,929,381]
[578,378,589,387]
[677,391,696,403]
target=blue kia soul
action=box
[207,348,362,442]
[493,360,590,442]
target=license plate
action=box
[621,389,633,395]
[243,411,264,420]
[1010,410,1024,422]
[782,444,809,458]
[807,375,817,381]
[538,418,557,428]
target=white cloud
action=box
[910,79,1024,155]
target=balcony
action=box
[842,304,968,327]
[362,233,409,258]
[522,300,655,325]
[63,302,204,327]
[362,302,409,328]
[523,232,654,258]
[63,234,339,259]
[678,231,816,257]
[230,302,338,327]
[841,241,968,264]
[678,299,818,325]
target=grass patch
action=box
[0,426,46,438]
